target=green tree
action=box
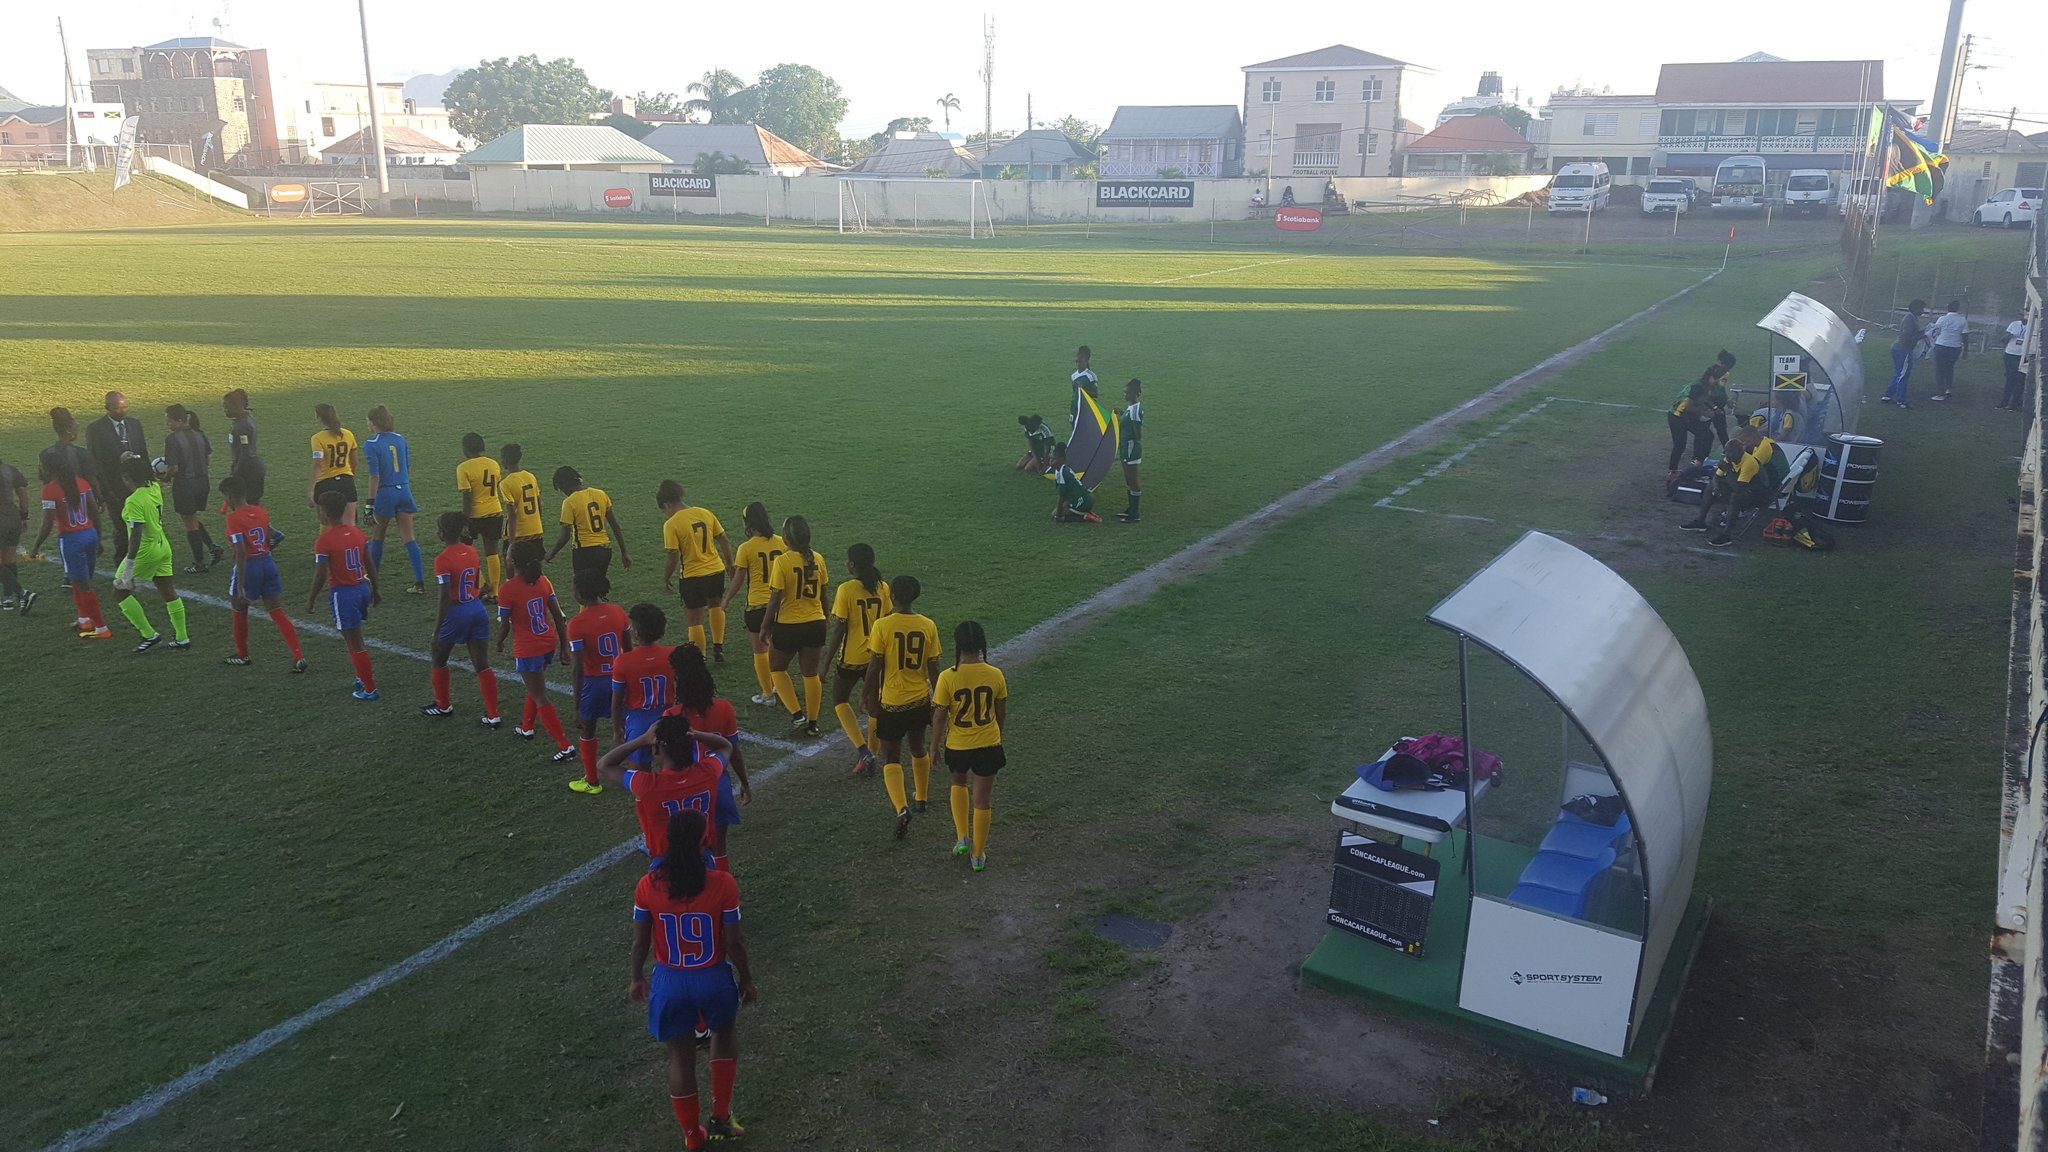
[443,55,612,143]
[692,150,752,175]
[600,111,656,140]
[864,115,933,153]
[1472,104,1533,133]
[684,69,749,124]
[1156,166,1184,179]
[728,63,849,156]
[631,91,687,116]
[936,93,961,133]
[1050,115,1100,149]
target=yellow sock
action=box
[772,670,799,713]
[883,763,908,813]
[950,785,971,841]
[802,675,822,722]
[688,624,706,652]
[834,702,864,748]
[869,729,883,755]
[972,807,992,858]
[911,754,930,802]
[753,652,773,697]
[484,553,501,593]
[709,607,727,645]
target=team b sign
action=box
[1274,206,1323,231]
[602,187,634,208]
[651,173,717,197]
[1095,180,1195,208]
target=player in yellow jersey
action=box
[656,480,735,663]
[306,403,360,525]
[719,502,785,707]
[497,443,545,569]
[455,432,504,599]
[546,465,630,579]
[822,543,891,776]
[932,620,1008,872]
[762,514,829,736]
[864,575,941,840]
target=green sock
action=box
[118,596,155,638]
[166,598,188,642]
[1126,491,1140,517]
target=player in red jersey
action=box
[495,538,573,760]
[610,603,675,767]
[565,569,630,794]
[28,455,109,639]
[598,715,734,866]
[220,476,304,670]
[304,488,381,701]
[421,511,501,727]
[628,804,756,1149]
[666,643,751,873]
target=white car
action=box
[1640,177,1694,215]
[1974,188,2042,228]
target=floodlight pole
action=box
[357,0,390,195]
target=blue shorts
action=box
[514,651,554,674]
[329,583,372,631]
[716,770,742,828]
[230,554,283,602]
[622,707,660,765]
[58,529,99,584]
[437,600,491,647]
[372,485,417,520]
[578,677,613,725]
[647,961,739,1040]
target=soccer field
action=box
[0,218,2014,1151]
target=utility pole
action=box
[357,0,390,194]
[1026,93,1033,132]
[1927,0,1966,147]
[57,17,77,166]
[979,16,994,151]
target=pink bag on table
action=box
[1393,733,1503,785]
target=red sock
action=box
[711,854,729,873]
[70,587,92,625]
[579,737,599,783]
[268,608,303,659]
[232,612,250,658]
[536,701,568,749]
[477,668,500,719]
[82,590,105,628]
[522,695,537,730]
[432,666,452,709]
[671,1094,701,1142]
[710,1057,736,1119]
[350,649,377,692]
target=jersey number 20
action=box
[950,685,996,727]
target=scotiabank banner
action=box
[1095,180,1195,208]
[651,173,717,197]
[602,187,634,208]
[1274,206,1323,231]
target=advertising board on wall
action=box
[1274,206,1323,231]
[602,187,634,208]
[1094,180,1195,208]
[651,173,717,198]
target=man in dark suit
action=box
[85,391,148,564]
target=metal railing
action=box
[1292,151,1340,173]
[1654,134,1862,154]
[0,142,195,172]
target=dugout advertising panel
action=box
[1427,532,1713,1057]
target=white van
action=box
[1641,177,1695,215]
[1711,155,1768,212]
[1783,169,1832,214]
[1547,162,1611,214]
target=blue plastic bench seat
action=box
[1540,810,1631,860]
[1509,847,1616,919]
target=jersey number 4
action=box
[656,911,713,968]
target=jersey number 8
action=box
[526,598,550,635]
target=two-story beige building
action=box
[1240,44,1427,179]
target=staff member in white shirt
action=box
[2000,318,2032,411]
[1926,299,1969,402]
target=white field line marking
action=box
[40,264,1722,1152]
[1368,503,1734,559]
[1548,396,1650,410]
[36,558,808,754]
[1151,253,1322,284]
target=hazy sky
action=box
[10,1,2044,137]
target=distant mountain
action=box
[402,70,461,108]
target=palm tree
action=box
[684,69,748,124]
[936,93,962,133]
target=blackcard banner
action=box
[1094,180,1195,208]
[1327,832,1438,955]
[651,173,718,197]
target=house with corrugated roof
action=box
[978,129,1095,180]
[462,125,668,171]
[1399,115,1536,176]
[641,123,834,177]
[1652,57,1902,178]
[856,133,979,178]
[1936,127,2048,221]
[321,125,465,167]
[1240,44,1429,179]
[1098,106,1243,178]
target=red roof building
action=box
[1401,115,1536,175]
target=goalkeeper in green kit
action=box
[112,455,190,652]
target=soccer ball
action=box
[150,456,172,480]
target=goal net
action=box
[837,178,995,237]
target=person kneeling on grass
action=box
[1683,426,1784,547]
[1016,415,1054,472]
[420,511,502,727]
[1049,443,1101,524]
[933,620,1009,873]
[626,803,755,1151]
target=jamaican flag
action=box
[1064,388,1121,490]
[1872,105,1947,205]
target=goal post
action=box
[836,178,993,237]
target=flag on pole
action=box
[1878,105,1947,205]
[111,116,141,190]
[1063,389,1121,490]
